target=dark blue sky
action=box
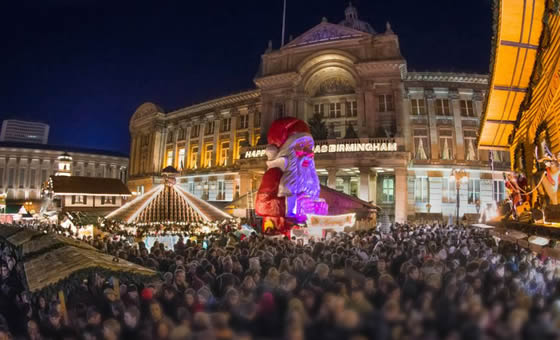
[0,0,492,155]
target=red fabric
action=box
[141,288,153,300]
[267,117,311,148]
[255,167,285,217]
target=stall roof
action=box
[478,0,546,150]
[50,176,131,196]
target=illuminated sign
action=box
[243,142,398,159]
[306,213,356,229]
[313,142,398,154]
[244,149,267,159]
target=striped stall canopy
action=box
[105,184,231,224]
[478,0,546,151]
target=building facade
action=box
[0,120,50,144]
[128,4,510,221]
[0,142,129,203]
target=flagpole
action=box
[281,0,287,47]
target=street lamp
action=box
[450,169,468,226]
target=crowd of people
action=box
[1,221,560,340]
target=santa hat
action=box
[267,117,311,150]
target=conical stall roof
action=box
[105,184,231,224]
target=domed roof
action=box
[131,102,163,123]
[338,3,375,34]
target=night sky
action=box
[1,0,492,155]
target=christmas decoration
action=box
[255,117,328,233]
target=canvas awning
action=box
[478,0,546,151]
[0,225,156,293]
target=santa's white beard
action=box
[278,152,320,199]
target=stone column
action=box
[369,171,377,205]
[327,168,337,189]
[213,119,219,167]
[184,125,191,170]
[365,90,377,137]
[358,167,370,202]
[197,122,205,167]
[229,115,238,163]
[395,168,407,223]
[399,86,412,151]
[450,90,464,161]
[356,88,367,136]
[239,170,251,196]
[426,89,440,160]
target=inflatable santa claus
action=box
[255,117,328,234]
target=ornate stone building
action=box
[129,4,510,221]
[0,142,128,204]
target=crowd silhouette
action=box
[1,222,560,339]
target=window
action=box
[177,128,185,140]
[435,99,451,116]
[72,195,86,204]
[442,178,457,203]
[254,111,261,127]
[190,146,198,169]
[187,182,194,193]
[460,100,475,117]
[414,177,429,203]
[493,180,506,202]
[221,118,231,132]
[166,150,173,167]
[205,121,215,135]
[239,115,249,129]
[468,179,480,204]
[314,104,325,117]
[41,169,47,185]
[8,168,14,188]
[178,148,186,170]
[220,142,230,166]
[378,95,394,112]
[345,101,358,117]
[101,196,116,205]
[439,129,454,160]
[19,169,25,188]
[191,125,200,138]
[411,99,426,115]
[204,144,213,167]
[382,177,395,203]
[464,130,478,161]
[217,180,226,200]
[237,139,245,160]
[329,103,341,118]
[413,128,429,160]
[275,103,285,119]
[30,169,36,188]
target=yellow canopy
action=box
[478,0,546,151]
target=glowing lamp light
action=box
[528,236,550,246]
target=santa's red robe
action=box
[255,167,286,232]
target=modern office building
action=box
[128,4,510,221]
[0,120,50,144]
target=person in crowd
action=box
[1,221,560,339]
